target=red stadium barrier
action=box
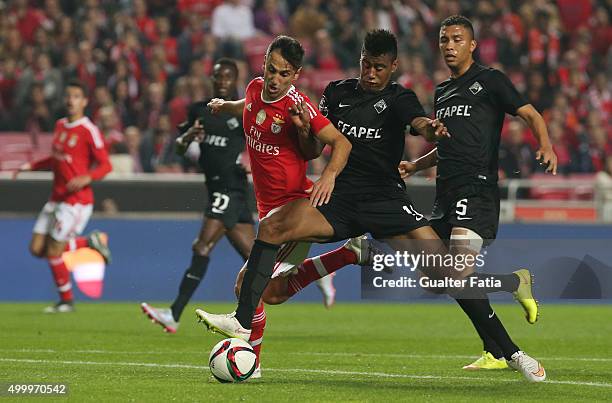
[0,132,53,170]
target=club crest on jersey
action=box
[271,123,281,134]
[374,99,387,114]
[469,81,483,95]
[227,117,239,130]
[67,134,78,148]
[256,109,266,126]
[59,131,67,142]
[271,115,284,134]
[246,103,252,111]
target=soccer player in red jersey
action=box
[197,29,548,383]
[199,36,353,376]
[14,80,112,313]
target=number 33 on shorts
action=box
[211,192,230,214]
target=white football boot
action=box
[140,303,179,333]
[250,365,262,379]
[315,273,336,309]
[343,235,370,265]
[508,351,546,382]
[343,235,394,273]
[43,301,74,313]
[195,309,251,342]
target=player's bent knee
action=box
[262,293,288,305]
[257,218,289,244]
[42,239,64,257]
[192,240,212,256]
[234,267,247,299]
[262,278,289,305]
[29,244,45,258]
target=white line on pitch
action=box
[2,348,612,363]
[290,351,612,363]
[0,358,611,389]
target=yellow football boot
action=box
[462,351,508,370]
[513,269,539,324]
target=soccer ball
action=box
[208,338,257,383]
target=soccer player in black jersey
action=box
[198,29,548,382]
[141,59,256,333]
[400,15,557,379]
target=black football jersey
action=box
[180,100,247,191]
[320,79,426,194]
[434,63,527,192]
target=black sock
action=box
[465,316,504,359]
[472,272,520,293]
[235,239,279,329]
[454,291,520,361]
[170,254,210,321]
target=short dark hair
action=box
[266,35,305,70]
[65,79,88,97]
[362,29,398,59]
[214,57,239,78]
[440,15,475,39]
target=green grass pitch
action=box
[1,302,611,401]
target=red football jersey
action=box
[31,116,111,205]
[243,78,331,217]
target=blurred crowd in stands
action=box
[0,0,610,178]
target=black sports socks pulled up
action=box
[466,314,505,359]
[235,239,280,329]
[454,288,520,361]
[170,255,210,321]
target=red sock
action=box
[48,256,73,302]
[249,302,266,367]
[64,237,88,252]
[287,245,357,297]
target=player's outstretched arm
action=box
[12,162,32,180]
[399,148,438,179]
[516,104,558,175]
[14,155,54,179]
[175,120,205,156]
[410,117,450,142]
[308,123,352,206]
[208,98,246,118]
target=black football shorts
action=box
[317,187,429,241]
[429,184,500,246]
[205,188,254,228]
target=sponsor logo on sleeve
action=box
[256,109,267,126]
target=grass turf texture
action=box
[1,302,611,402]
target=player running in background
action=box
[399,15,557,376]
[198,29,547,382]
[14,80,112,313]
[200,36,353,376]
[140,59,257,333]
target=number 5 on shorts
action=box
[455,198,471,220]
